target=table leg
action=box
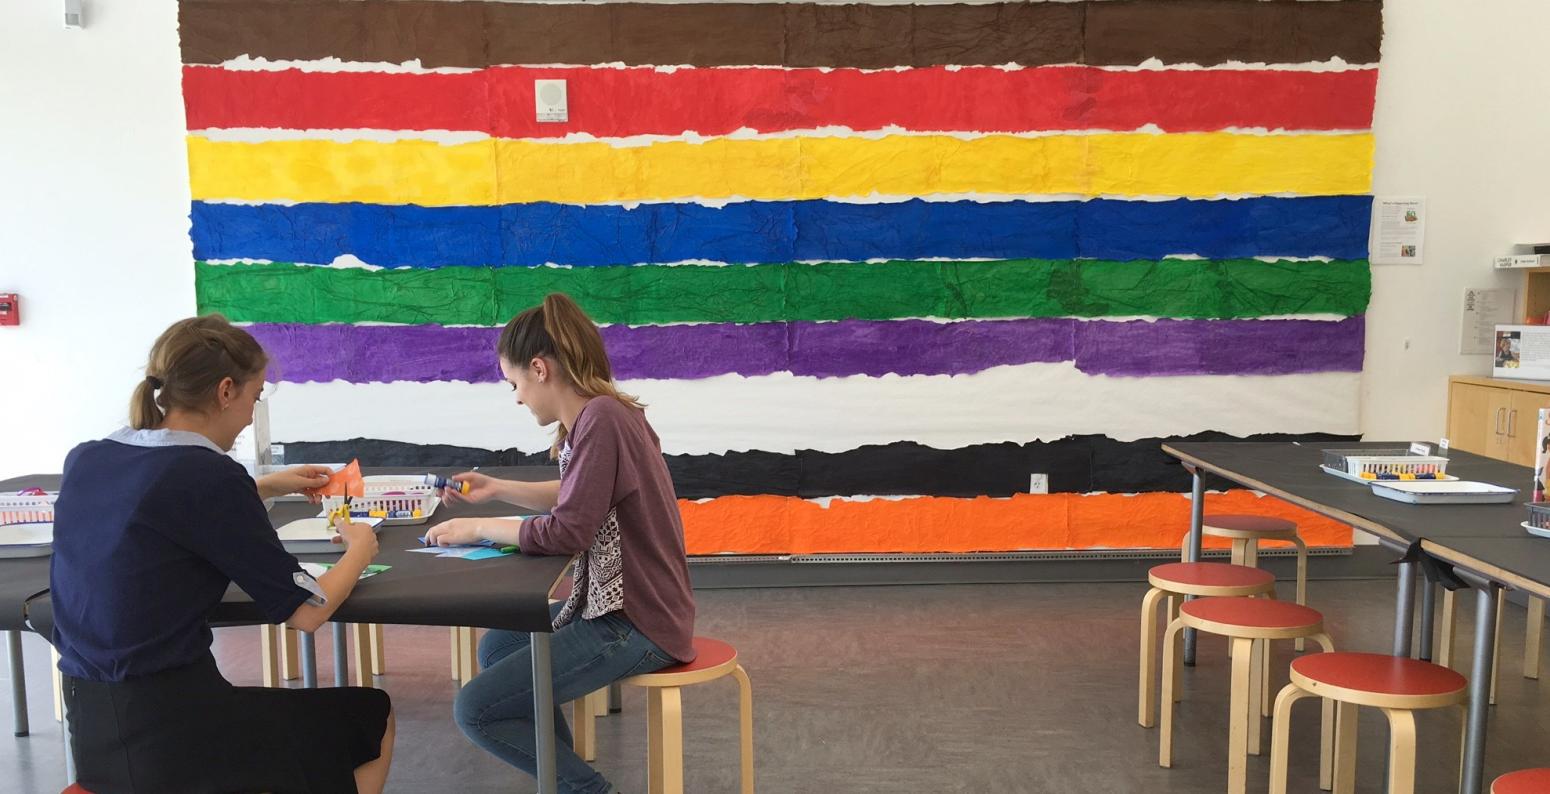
[1419,582,1436,662]
[1394,560,1417,658]
[8,631,27,737]
[332,623,348,687]
[299,630,318,689]
[1460,583,1499,794]
[532,631,557,794]
[1184,466,1204,666]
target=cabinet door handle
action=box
[1497,407,1507,435]
[1509,409,1519,439]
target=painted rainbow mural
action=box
[180,0,1381,554]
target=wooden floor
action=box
[4,578,1548,793]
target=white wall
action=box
[2,0,1548,478]
[1364,0,1550,440]
[0,1,194,477]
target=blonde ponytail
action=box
[129,315,268,429]
[498,293,641,457]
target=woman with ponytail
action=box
[424,293,695,794]
[50,314,395,793]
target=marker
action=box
[423,474,470,495]
[499,545,518,554]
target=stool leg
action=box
[573,695,597,762]
[1248,639,1263,756]
[50,647,63,722]
[1168,596,1182,702]
[1139,586,1167,728]
[1490,588,1504,706]
[1261,636,1273,718]
[1438,588,1457,669]
[1232,538,1247,566]
[369,624,386,676]
[280,626,300,681]
[1269,683,1317,794]
[1309,633,1337,791]
[1244,539,1259,569]
[1293,536,1309,652]
[1158,618,1185,767]
[646,686,685,794]
[260,625,281,688]
[450,627,462,681]
[1227,636,1254,794]
[458,627,478,686]
[732,664,755,794]
[1380,708,1417,794]
[1526,597,1544,680]
[1332,702,1358,794]
[350,624,371,686]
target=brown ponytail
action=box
[497,293,642,456]
[129,314,269,430]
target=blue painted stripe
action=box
[190,196,1371,268]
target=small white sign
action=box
[1371,196,1427,265]
[1409,442,1431,456]
[534,79,568,123]
[1029,473,1048,494]
[1439,438,1451,454]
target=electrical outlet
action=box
[1029,473,1049,494]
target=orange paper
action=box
[679,490,1353,555]
[307,459,364,498]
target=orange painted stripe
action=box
[679,490,1352,555]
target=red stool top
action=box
[1149,562,1275,589]
[1291,652,1466,697]
[1203,514,1297,533]
[61,785,94,794]
[1493,769,1550,794]
[550,576,574,602]
[1182,597,1322,631]
[649,637,736,676]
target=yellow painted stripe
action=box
[187,133,1373,205]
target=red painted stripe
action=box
[183,65,1377,137]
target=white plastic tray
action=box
[0,522,53,558]
[1370,480,1519,505]
[277,516,384,555]
[1320,465,1458,484]
[1522,522,1550,540]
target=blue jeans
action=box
[454,603,676,794]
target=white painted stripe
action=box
[264,365,1361,455]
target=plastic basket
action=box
[0,492,58,525]
[321,491,439,523]
[1528,502,1550,530]
[1321,449,1449,480]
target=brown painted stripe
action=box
[177,0,1382,69]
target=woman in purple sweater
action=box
[425,293,696,794]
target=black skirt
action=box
[63,653,391,794]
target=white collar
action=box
[107,426,226,455]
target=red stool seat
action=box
[1149,562,1275,589]
[1204,514,1297,533]
[1493,768,1550,794]
[1291,652,1466,701]
[1182,597,1322,633]
[648,637,735,676]
[550,575,574,602]
[61,785,94,794]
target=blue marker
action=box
[424,474,470,495]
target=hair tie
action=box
[145,375,164,389]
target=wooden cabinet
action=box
[1447,376,1550,464]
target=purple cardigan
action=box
[519,397,697,662]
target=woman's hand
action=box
[439,471,501,505]
[332,520,381,558]
[423,518,483,547]
[257,465,332,502]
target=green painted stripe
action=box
[195,259,1371,325]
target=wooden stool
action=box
[1199,515,1310,650]
[1140,562,1276,729]
[1269,652,1467,794]
[1159,597,1335,794]
[621,637,753,794]
[60,785,93,794]
[1492,768,1550,793]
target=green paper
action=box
[196,258,1371,325]
[315,562,391,580]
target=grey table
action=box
[8,465,574,794]
[1164,441,1543,794]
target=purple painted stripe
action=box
[246,317,1365,384]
